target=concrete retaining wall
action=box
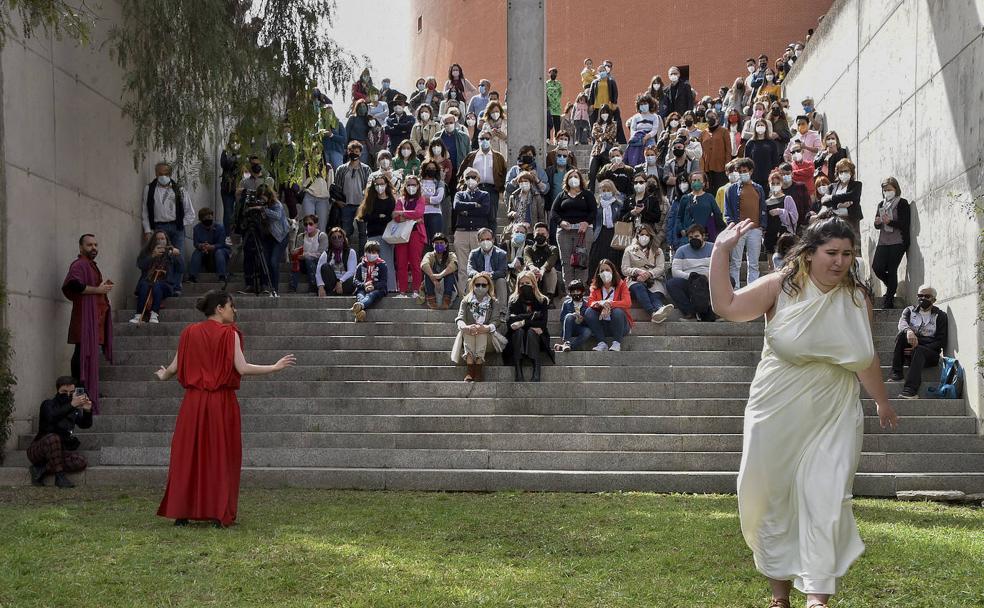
[0,3,215,449]
[782,0,984,424]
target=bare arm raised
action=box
[709,219,783,322]
[233,333,295,376]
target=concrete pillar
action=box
[506,0,545,164]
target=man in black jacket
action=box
[892,286,948,399]
[27,376,93,488]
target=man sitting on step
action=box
[891,285,948,399]
[27,376,92,488]
[466,227,509,324]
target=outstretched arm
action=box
[233,333,296,376]
[709,219,783,322]
[154,353,178,381]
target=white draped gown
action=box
[738,279,875,595]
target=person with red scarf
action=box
[155,291,294,527]
[61,234,113,413]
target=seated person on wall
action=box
[421,232,458,310]
[451,272,506,383]
[350,240,388,322]
[524,222,560,302]
[27,376,93,488]
[504,270,555,382]
[505,222,530,291]
[621,224,675,323]
[584,259,634,352]
[130,230,183,324]
[290,214,329,293]
[891,285,948,399]
[667,223,717,321]
[317,227,357,297]
[187,208,230,289]
[555,279,592,352]
[466,227,509,324]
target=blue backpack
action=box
[926,357,964,399]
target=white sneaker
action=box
[128,314,142,324]
[610,341,621,352]
[149,312,160,324]
[592,342,609,352]
[651,304,674,324]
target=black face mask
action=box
[689,238,703,249]
[55,392,72,405]
[918,297,933,310]
[684,119,694,126]
[251,164,262,174]
[423,170,438,178]
[534,234,547,245]
[348,153,360,161]
[673,148,685,158]
[202,219,214,227]
[571,293,583,301]
[520,285,534,299]
[519,155,534,165]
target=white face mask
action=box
[375,184,387,194]
[838,172,851,183]
[781,175,792,186]
[557,139,569,148]
[157,175,172,187]
[401,148,412,158]
[431,146,443,156]
[480,239,494,252]
[645,155,657,164]
[368,119,377,127]
[792,152,803,162]
[765,74,774,82]
[380,159,391,169]
[420,112,430,121]
[739,173,751,183]
[669,74,679,83]
[600,270,613,283]
[755,125,767,135]
[519,182,531,193]
[406,185,418,195]
[634,183,646,193]
[747,65,756,74]
[770,184,782,193]
[728,171,740,183]
[366,253,379,262]
[883,189,895,200]
[826,140,837,148]
[637,235,651,247]
[466,118,476,127]
[466,178,478,189]
[567,177,580,189]
[444,123,455,132]
[600,113,610,121]
[490,112,501,121]
[669,120,680,129]
[394,106,404,114]
[818,185,829,195]
[600,192,615,202]
[678,182,690,193]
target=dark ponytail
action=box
[196,290,232,316]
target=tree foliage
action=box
[0,0,94,47]
[108,0,367,183]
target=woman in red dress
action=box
[154,291,295,527]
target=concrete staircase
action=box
[3,270,983,495]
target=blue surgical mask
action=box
[479,85,488,95]
[556,156,568,166]
[598,70,608,78]
[714,103,722,112]
[479,139,491,151]
[511,233,526,246]
[739,173,752,183]
[803,105,814,114]
[639,104,649,113]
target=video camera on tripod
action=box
[236,186,276,295]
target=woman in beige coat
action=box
[621,224,674,323]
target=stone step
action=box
[3,466,983,496]
[111,319,904,338]
[37,410,975,434]
[99,363,938,383]
[80,396,974,418]
[94,446,984,473]
[96,379,925,400]
[39,430,983,454]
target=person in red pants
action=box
[27,376,93,488]
[392,175,428,297]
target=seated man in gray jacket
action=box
[466,227,509,323]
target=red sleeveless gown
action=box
[157,320,244,526]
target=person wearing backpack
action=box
[891,285,948,399]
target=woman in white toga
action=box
[708,209,899,608]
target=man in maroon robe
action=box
[61,234,114,413]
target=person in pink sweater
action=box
[392,175,428,296]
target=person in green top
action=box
[393,139,421,177]
[545,67,563,145]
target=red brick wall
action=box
[410,0,832,109]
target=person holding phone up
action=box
[27,376,93,488]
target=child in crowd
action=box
[351,240,388,322]
[572,93,591,144]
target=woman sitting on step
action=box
[504,270,555,382]
[584,259,633,352]
[451,272,506,382]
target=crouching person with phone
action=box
[27,376,93,488]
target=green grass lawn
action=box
[1,488,981,608]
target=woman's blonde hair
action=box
[510,270,549,303]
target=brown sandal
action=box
[464,362,475,382]
[768,600,791,608]
[807,604,829,608]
